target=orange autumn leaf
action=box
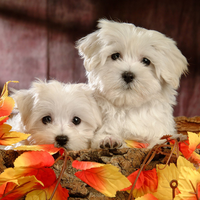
[135,193,159,200]
[0,175,43,200]
[176,132,200,165]
[0,124,30,145]
[44,181,69,200]
[73,160,131,197]
[168,133,200,165]
[14,151,55,168]
[72,160,104,170]
[14,144,61,155]
[122,168,158,198]
[0,151,56,188]
[0,164,56,189]
[0,81,18,124]
[125,140,149,148]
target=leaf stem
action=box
[49,147,69,200]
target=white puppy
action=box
[7,80,102,151]
[77,19,188,149]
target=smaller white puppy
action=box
[7,80,102,151]
[77,19,188,149]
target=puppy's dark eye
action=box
[72,116,81,125]
[42,116,52,125]
[142,57,151,66]
[111,53,120,60]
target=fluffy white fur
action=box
[6,80,102,151]
[77,19,188,149]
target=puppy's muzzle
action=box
[122,71,135,83]
[55,135,69,146]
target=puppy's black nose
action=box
[122,71,134,83]
[55,135,69,146]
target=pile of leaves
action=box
[0,81,200,200]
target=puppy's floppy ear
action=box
[152,33,188,89]
[76,31,102,72]
[11,89,34,128]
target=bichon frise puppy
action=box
[7,80,102,151]
[76,19,188,149]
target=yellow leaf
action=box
[14,144,61,155]
[0,81,18,100]
[177,156,195,170]
[135,193,158,200]
[0,167,40,186]
[26,190,47,200]
[0,124,30,145]
[175,166,200,200]
[188,132,200,152]
[0,168,20,186]
[153,163,179,200]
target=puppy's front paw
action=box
[99,136,122,149]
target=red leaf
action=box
[122,168,158,198]
[14,151,55,168]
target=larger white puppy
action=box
[7,80,102,151]
[77,19,188,149]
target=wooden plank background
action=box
[0,0,199,117]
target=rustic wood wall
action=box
[0,0,199,117]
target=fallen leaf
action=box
[14,151,55,168]
[72,160,104,170]
[26,182,69,200]
[175,166,200,200]
[153,163,179,200]
[125,140,149,148]
[0,124,30,145]
[0,176,43,200]
[135,193,159,200]
[0,81,18,124]
[73,161,131,197]
[14,144,61,155]
[122,168,158,198]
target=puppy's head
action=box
[12,80,102,151]
[77,19,188,107]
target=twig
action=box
[128,147,156,200]
[49,147,69,200]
